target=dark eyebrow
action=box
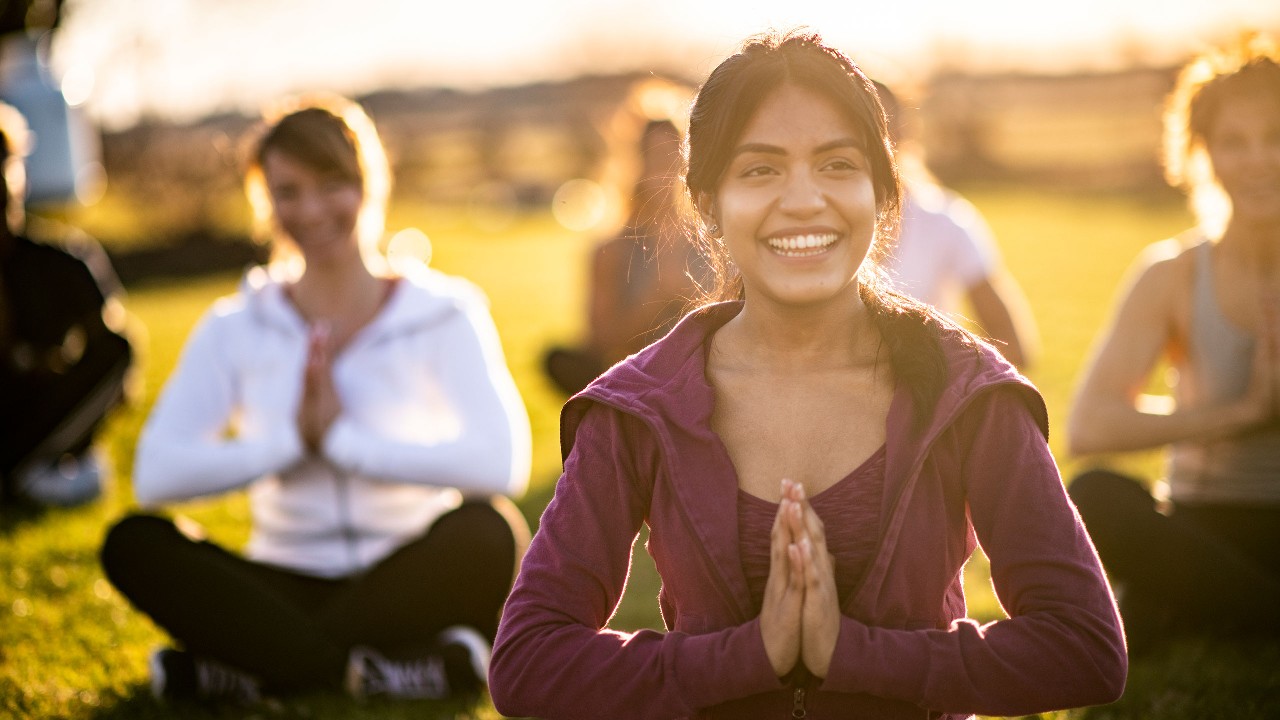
[732,142,785,158]
[731,137,864,159]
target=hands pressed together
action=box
[759,478,841,679]
[297,322,342,454]
[1242,293,1280,428]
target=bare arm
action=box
[587,238,682,363]
[967,270,1039,370]
[1067,244,1272,456]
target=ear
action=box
[695,192,718,232]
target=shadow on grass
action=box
[1081,638,1280,720]
[0,501,51,537]
[89,685,495,720]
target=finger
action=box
[785,496,808,548]
[788,541,806,591]
[770,500,794,570]
[764,501,798,605]
[791,481,806,503]
[305,331,323,376]
[799,501,829,555]
[803,511,838,583]
[801,537,837,596]
[311,322,333,366]
[800,537,829,592]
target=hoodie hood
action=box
[564,301,1045,460]
[231,261,491,350]
[561,300,1047,623]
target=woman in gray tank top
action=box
[1065,33,1280,654]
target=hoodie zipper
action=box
[791,686,807,718]
[329,462,360,574]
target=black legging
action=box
[1,330,131,500]
[100,499,526,692]
[1068,469,1280,653]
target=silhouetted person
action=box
[0,101,132,506]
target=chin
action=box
[761,280,860,309]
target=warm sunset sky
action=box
[52,0,1280,129]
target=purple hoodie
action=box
[491,302,1126,719]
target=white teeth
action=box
[766,233,837,256]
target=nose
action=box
[777,167,825,217]
[295,188,328,223]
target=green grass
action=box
[3,186,1276,719]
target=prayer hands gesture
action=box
[297,322,342,454]
[759,479,840,679]
[1242,293,1280,427]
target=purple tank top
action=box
[737,445,887,606]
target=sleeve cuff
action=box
[675,617,784,709]
[321,416,364,471]
[822,616,928,701]
[261,423,307,473]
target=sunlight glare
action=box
[386,227,434,269]
[552,178,609,232]
[60,64,94,107]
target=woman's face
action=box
[1206,92,1280,225]
[712,82,879,309]
[262,149,363,266]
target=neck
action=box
[1219,215,1280,276]
[289,257,383,320]
[718,290,878,372]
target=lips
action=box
[765,232,838,257]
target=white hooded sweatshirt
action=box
[133,263,531,578]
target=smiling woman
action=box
[1065,32,1280,655]
[490,29,1126,720]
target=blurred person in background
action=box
[874,80,1039,370]
[543,118,708,395]
[491,31,1124,720]
[99,94,531,706]
[1067,32,1280,653]
[0,100,133,507]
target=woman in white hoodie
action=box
[100,94,531,705]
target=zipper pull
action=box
[791,687,807,718]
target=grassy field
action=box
[3,184,1277,719]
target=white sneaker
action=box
[438,625,491,694]
[18,452,103,506]
[149,647,261,705]
[346,645,449,700]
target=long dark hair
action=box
[683,30,961,428]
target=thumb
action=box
[309,321,333,366]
